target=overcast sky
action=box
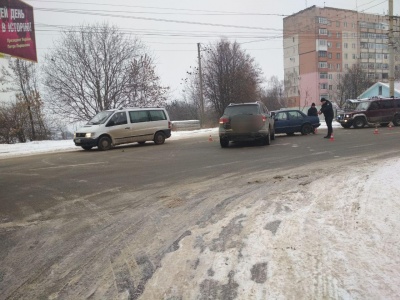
[11,0,399,100]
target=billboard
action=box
[0,0,37,62]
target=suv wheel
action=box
[265,131,271,145]
[98,136,112,151]
[353,117,366,129]
[220,138,229,148]
[301,124,313,135]
[393,114,400,126]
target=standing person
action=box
[307,103,318,117]
[318,97,334,138]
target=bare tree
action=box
[42,23,168,122]
[126,54,169,106]
[202,39,263,116]
[260,76,286,111]
[1,59,47,141]
[335,64,373,108]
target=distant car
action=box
[218,102,275,148]
[272,109,320,135]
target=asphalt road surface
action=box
[0,126,399,299]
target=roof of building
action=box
[359,82,400,98]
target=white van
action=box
[73,107,172,150]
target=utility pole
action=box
[388,0,394,97]
[197,43,205,128]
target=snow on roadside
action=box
[140,158,400,299]
[0,121,339,159]
[0,127,218,159]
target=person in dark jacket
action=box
[318,98,334,138]
[307,103,318,117]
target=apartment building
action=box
[283,5,399,108]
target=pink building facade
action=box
[283,5,399,109]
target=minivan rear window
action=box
[129,111,150,123]
[149,110,167,121]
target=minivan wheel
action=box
[393,114,400,126]
[154,132,165,145]
[353,117,366,129]
[98,136,112,151]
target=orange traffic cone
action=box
[208,135,213,142]
[329,134,334,141]
[373,127,379,134]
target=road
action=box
[0,126,399,299]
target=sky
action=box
[1,0,394,101]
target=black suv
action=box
[218,102,275,148]
[336,97,400,128]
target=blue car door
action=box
[287,111,304,132]
[274,111,289,133]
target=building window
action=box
[352,43,356,49]
[328,74,333,79]
[344,53,348,59]
[336,32,341,38]
[344,43,348,48]
[329,85,333,90]
[320,83,328,89]
[336,21,340,27]
[336,43,341,48]
[319,51,327,57]
[328,52,332,59]
[336,53,341,59]
[327,42,332,48]
[320,72,328,79]
[344,22,347,27]
[319,28,328,35]
[319,62,328,68]
[319,39,327,46]
[345,63,349,69]
[318,17,328,24]
[337,64,341,70]
[379,86,382,95]
[352,54,356,59]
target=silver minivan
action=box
[73,107,171,150]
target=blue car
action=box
[272,109,320,135]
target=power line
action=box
[33,7,284,31]
[27,0,289,16]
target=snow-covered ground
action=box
[1,121,400,298]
